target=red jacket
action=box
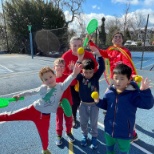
[89,40,136,78]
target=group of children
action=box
[0,32,154,154]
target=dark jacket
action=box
[96,81,154,139]
[76,56,105,102]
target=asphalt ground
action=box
[0,52,154,154]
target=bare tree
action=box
[122,3,130,38]
[128,12,146,40]
[76,13,86,36]
[50,0,85,26]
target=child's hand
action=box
[91,91,99,103]
[68,61,75,71]
[140,78,151,90]
[13,95,21,101]
[72,63,82,76]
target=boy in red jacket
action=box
[54,58,75,146]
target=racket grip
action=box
[19,97,24,100]
[8,97,24,102]
[83,37,89,47]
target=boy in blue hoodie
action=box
[92,63,154,154]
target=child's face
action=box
[112,34,123,46]
[54,63,65,75]
[42,71,56,88]
[82,69,94,79]
[113,74,131,92]
[70,40,82,55]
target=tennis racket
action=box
[0,97,24,108]
[83,19,98,47]
[35,29,60,56]
[60,98,72,117]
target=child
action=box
[62,36,98,128]
[76,50,105,149]
[0,65,82,154]
[93,64,154,154]
[54,58,75,146]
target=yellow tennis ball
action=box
[77,47,84,55]
[134,75,142,82]
[74,81,79,92]
[91,91,99,99]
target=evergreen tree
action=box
[3,0,67,53]
[99,17,106,46]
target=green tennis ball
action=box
[74,81,79,92]
[60,98,72,117]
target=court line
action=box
[0,64,14,72]
[68,142,74,154]
[142,63,154,69]
[0,70,38,79]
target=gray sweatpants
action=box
[79,102,99,137]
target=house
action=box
[128,28,154,46]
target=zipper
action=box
[127,120,131,137]
[112,95,118,137]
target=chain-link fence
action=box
[0,25,69,56]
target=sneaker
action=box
[81,135,88,146]
[131,132,139,142]
[42,149,51,154]
[67,133,75,142]
[56,136,63,146]
[90,137,98,149]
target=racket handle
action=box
[8,97,24,102]
[83,37,89,47]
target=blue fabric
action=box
[76,57,105,102]
[97,81,154,139]
[106,144,114,153]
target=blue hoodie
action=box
[96,81,154,139]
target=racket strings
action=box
[35,30,60,55]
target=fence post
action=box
[28,25,33,59]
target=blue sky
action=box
[65,0,154,33]
[82,0,154,16]
[1,0,153,32]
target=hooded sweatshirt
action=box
[96,81,154,139]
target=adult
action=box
[89,31,136,79]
